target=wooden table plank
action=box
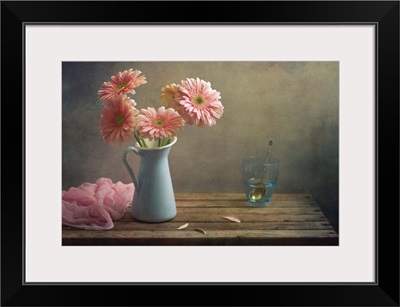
[63,230,338,246]
[176,200,320,208]
[62,193,338,246]
[174,193,314,201]
[64,221,335,231]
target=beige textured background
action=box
[62,61,339,230]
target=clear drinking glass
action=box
[242,155,280,207]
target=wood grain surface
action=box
[62,193,339,246]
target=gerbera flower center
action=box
[115,114,124,126]
[193,94,206,107]
[115,83,126,92]
[153,119,165,127]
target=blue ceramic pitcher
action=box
[122,137,177,223]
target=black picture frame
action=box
[2,1,399,306]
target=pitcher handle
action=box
[122,146,141,190]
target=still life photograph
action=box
[14,2,396,304]
[62,61,339,246]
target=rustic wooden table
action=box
[62,193,338,246]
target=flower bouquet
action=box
[98,68,224,147]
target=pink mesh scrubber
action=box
[62,178,134,230]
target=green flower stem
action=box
[160,138,170,147]
[134,130,145,148]
[134,134,142,147]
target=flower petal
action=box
[222,216,241,223]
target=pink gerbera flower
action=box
[98,69,147,100]
[99,95,139,144]
[174,78,224,127]
[135,106,184,141]
[160,83,180,109]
